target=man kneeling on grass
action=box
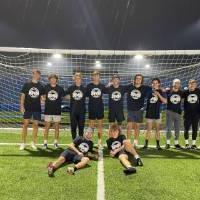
[47,127,98,176]
[106,124,143,175]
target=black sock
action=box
[156,140,160,146]
[145,139,148,146]
[74,166,77,171]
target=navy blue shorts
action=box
[23,111,41,121]
[108,110,125,123]
[127,110,143,123]
[88,108,104,120]
[60,149,83,164]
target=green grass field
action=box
[0,130,199,200]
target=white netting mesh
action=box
[0,48,200,128]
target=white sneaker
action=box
[19,143,25,150]
[31,143,37,150]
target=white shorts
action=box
[44,115,61,123]
[146,118,161,124]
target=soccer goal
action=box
[0,47,200,132]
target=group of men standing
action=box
[20,69,200,151]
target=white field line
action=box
[97,148,105,200]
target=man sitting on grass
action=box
[47,127,98,176]
[106,123,143,175]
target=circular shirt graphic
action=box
[28,87,39,98]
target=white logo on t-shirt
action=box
[72,90,83,100]
[28,87,39,98]
[78,143,89,153]
[111,91,121,101]
[111,141,121,150]
[48,90,58,101]
[131,89,141,99]
[150,96,158,104]
[187,94,198,104]
[170,94,181,104]
[91,88,101,98]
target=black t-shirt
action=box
[44,84,65,115]
[86,83,105,111]
[104,85,126,111]
[73,136,94,154]
[183,88,200,115]
[21,81,45,112]
[166,89,183,114]
[146,89,165,119]
[106,134,126,153]
[66,84,86,113]
[126,84,152,111]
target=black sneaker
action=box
[136,158,143,166]
[43,143,48,149]
[191,145,198,150]
[142,145,148,149]
[156,145,162,150]
[165,144,170,149]
[185,144,190,149]
[47,162,55,177]
[123,167,137,175]
[54,143,59,149]
[174,144,183,150]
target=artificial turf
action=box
[0,131,199,200]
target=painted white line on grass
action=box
[97,148,105,200]
[0,143,70,146]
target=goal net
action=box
[0,47,200,131]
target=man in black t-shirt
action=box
[165,79,183,149]
[43,74,65,149]
[104,74,126,128]
[66,73,86,139]
[126,74,151,146]
[86,71,105,147]
[143,78,167,150]
[47,128,98,176]
[20,69,45,150]
[106,124,143,175]
[182,79,200,149]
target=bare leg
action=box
[44,121,51,143]
[133,122,140,146]
[119,154,132,168]
[123,140,139,157]
[21,119,29,144]
[54,122,60,142]
[52,156,66,169]
[75,157,90,169]
[32,120,39,144]
[126,122,132,139]
[97,119,103,145]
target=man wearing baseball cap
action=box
[165,79,183,149]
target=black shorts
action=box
[117,150,137,166]
[60,149,83,164]
[88,108,104,120]
[23,111,41,121]
[108,110,125,123]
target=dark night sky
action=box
[0,0,200,50]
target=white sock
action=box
[192,140,196,145]
[185,140,189,145]
[44,140,47,144]
[167,140,170,145]
[133,139,138,146]
[135,154,139,159]
[174,140,178,145]
[54,139,58,144]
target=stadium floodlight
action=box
[145,64,150,69]
[53,53,62,59]
[134,54,143,60]
[95,60,102,69]
[46,62,52,66]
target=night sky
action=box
[0,0,200,50]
